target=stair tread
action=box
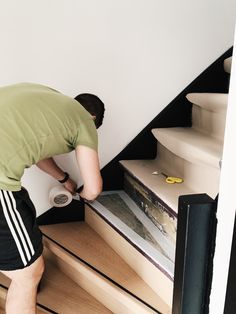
[41,221,169,312]
[152,127,222,168]
[186,93,228,112]
[0,259,111,314]
[120,159,194,213]
[224,56,232,73]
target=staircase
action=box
[0,54,232,314]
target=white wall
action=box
[0,0,236,215]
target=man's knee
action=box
[25,256,45,287]
[2,255,45,288]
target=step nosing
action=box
[43,233,161,313]
[152,128,222,158]
[186,92,228,112]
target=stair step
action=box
[186,93,227,141]
[152,127,222,169]
[186,93,228,112]
[224,56,232,73]
[0,258,110,314]
[93,190,175,261]
[43,234,165,314]
[41,221,171,313]
[85,204,173,309]
[120,159,194,214]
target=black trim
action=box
[36,47,232,225]
[101,47,233,191]
[37,200,84,226]
[0,283,58,314]
[42,232,161,314]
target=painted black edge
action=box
[42,232,161,314]
[172,193,217,314]
[36,47,232,225]
[37,199,84,226]
[101,47,233,191]
[123,167,177,218]
[86,202,173,281]
[224,212,236,314]
[0,283,58,314]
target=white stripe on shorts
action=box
[8,191,35,256]
[0,190,35,266]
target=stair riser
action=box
[157,144,220,198]
[124,173,177,244]
[44,242,158,314]
[192,105,226,141]
[85,205,173,308]
[122,157,219,249]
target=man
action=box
[0,82,105,313]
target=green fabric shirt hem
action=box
[0,182,21,192]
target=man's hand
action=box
[36,158,78,194]
[63,178,77,195]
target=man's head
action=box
[74,93,105,129]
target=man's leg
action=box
[0,188,44,314]
[1,255,44,314]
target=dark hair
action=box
[74,93,105,128]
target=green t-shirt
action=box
[0,83,98,191]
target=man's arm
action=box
[75,145,102,201]
[36,158,77,194]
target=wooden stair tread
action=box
[0,259,111,314]
[152,127,222,168]
[186,93,228,112]
[120,158,195,213]
[41,221,169,312]
[224,56,232,73]
[39,259,111,313]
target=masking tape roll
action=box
[49,186,73,207]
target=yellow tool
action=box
[161,172,183,184]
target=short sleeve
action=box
[73,118,98,151]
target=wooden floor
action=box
[41,221,169,312]
[0,259,111,314]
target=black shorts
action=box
[0,188,43,271]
